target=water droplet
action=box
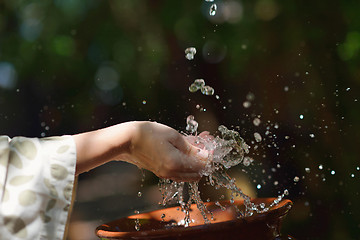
[209,3,217,16]
[346,87,350,91]
[305,168,310,173]
[205,0,214,2]
[294,176,299,182]
[142,100,147,104]
[185,47,197,60]
[257,184,261,189]
[243,101,251,108]
[309,133,315,138]
[254,132,262,142]
[331,170,336,175]
[351,174,355,178]
[189,83,199,93]
[138,191,142,197]
[253,118,261,126]
[186,115,199,134]
[284,189,289,195]
[189,79,206,93]
[134,219,141,231]
[299,114,304,120]
[284,86,289,92]
[201,85,215,95]
[243,156,254,167]
[318,165,323,170]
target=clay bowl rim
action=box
[96,198,293,239]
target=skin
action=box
[73,121,210,181]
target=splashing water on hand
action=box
[158,116,289,226]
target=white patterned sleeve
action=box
[0,135,77,240]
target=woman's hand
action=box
[73,121,209,181]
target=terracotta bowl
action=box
[95,198,293,240]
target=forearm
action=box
[73,122,135,175]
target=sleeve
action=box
[0,135,77,240]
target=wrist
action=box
[73,121,138,174]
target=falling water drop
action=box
[189,83,199,93]
[134,218,141,231]
[253,118,261,126]
[201,85,215,95]
[185,47,197,60]
[186,115,199,134]
[254,132,262,142]
[209,3,217,16]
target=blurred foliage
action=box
[1,0,360,239]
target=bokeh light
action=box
[0,62,17,90]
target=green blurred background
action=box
[1,0,360,239]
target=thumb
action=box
[171,135,210,162]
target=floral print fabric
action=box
[0,136,76,240]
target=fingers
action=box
[167,172,202,182]
[131,122,212,182]
[170,135,210,163]
[168,132,192,153]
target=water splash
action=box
[158,116,289,226]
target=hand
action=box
[121,122,209,181]
[73,121,210,181]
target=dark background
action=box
[1,0,360,239]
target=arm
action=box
[73,121,209,181]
